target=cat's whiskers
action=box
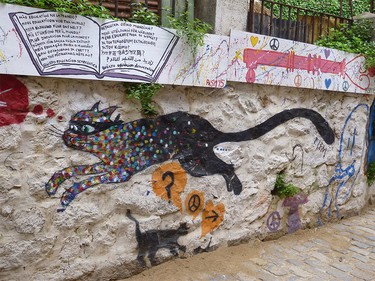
[50,124,64,133]
[48,128,62,138]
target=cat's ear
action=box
[91,101,101,112]
[101,106,118,118]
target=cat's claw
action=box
[60,189,76,209]
[45,172,66,196]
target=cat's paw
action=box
[60,188,76,209]
[230,175,242,195]
[45,172,67,196]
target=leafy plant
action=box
[124,83,162,116]
[127,5,212,115]
[367,162,375,185]
[168,11,212,56]
[265,0,370,20]
[125,3,163,116]
[272,172,300,198]
[129,2,159,26]
[0,0,114,19]
[315,19,375,69]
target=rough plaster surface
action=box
[214,0,249,35]
[0,76,374,281]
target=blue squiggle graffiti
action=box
[320,104,369,221]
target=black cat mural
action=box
[126,209,188,266]
[46,102,334,211]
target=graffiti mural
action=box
[228,30,375,94]
[126,210,188,267]
[157,36,229,87]
[152,163,225,237]
[0,4,228,88]
[320,104,369,221]
[283,193,308,234]
[45,102,334,211]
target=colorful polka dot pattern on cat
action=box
[45,102,334,211]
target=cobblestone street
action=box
[125,207,375,281]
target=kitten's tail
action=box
[215,108,334,145]
[126,209,142,239]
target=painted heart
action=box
[325,78,332,89]
[250,36,258,47]
[324,49,330,58]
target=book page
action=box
[10,11,100,74]
[100,21,178,81]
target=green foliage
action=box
[0,0,114,19]
[367,162,375,185]
[272,172,300,198]
[126,4,161,116]
[129,2,159,26]
[125,83,162,116]
[315,20,375,69]
[266,0,370,19]
[168,11,212,55]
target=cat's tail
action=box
[126,209,142,239]
[214,108,334,145]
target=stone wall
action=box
[0,74,374,280]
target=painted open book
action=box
[9,10,179,82]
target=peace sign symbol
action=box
[267,211,281,232]
[188,194,201,212]
[294,74,302,87]
[269,38,279,51]
[342,81,349,92]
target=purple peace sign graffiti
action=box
[267,211,281,232]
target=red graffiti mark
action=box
[368,67,375,78]
[32,104,44,115]
[46,108,56,117]
[243,48,371,90]
[0,74,29,126]
[0,75,54,126]
[243,49,346,81]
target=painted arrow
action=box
[205,210,219,222]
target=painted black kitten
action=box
[126,209,188,266]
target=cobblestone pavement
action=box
[125,207,375,281]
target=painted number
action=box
[206,79,225,88]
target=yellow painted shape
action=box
[201,200,225,237]
[250,36,259,47]
[152,162,187,211]
[185,190,205,219]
